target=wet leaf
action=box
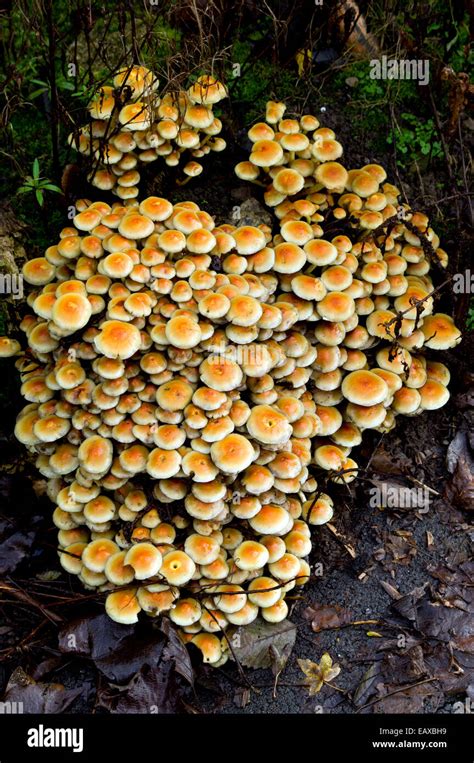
[445,431,474,511]
[353,662,383,706]
[369,445,412,475]
[58,613,165,683]
[97,662,185,714]
[2,667,82,713]
[160,617,194,687]
[230,617,296,669]
[303,602,352,632]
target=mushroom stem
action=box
[176,175,192,186]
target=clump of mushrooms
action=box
[69,67,227,197]
[1,97,461,667]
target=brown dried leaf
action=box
[230,617,296,670]
[303,602,352,633]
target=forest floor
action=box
[0,90,472,715]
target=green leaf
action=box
[35,189,44,206]
[42,184,62,193]
[28,86,48,99]
[16,187,31,195]
[32,159,40,180]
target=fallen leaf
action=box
[369,446,412,475]
[0,522,37,576]
[58,613,165,682]
[160,617,194,687]
[298,653,341,695]
[97,662,186,714]
[2,667,82,713]
[303,602,352,632]
[230,617,296,669]
[445,431,474,511]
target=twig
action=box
[355,677,438,713]
[0,579,63,624]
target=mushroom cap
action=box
[188,75,227,105]
[156,379,193,411]
[303,495,334,525]
[226,600,259,626]
[273,168,305,196]
[315,161,348,189]
[235,161,260,181]
[200,356,243,392]
[210,433,254,473]
[170,598,202,626]
[59,542,87,574]
[105,588,141,624]
[346,402,387,429]
[249,504,290,535]
[419,379,450,410]
[52,293,92,331]
[124,542,162,580]
[139,196,173,221]
[137,585,178,615]
[392,386,422,414]
[23,257,55,285]
[191,632,223,663]
[94,320,141,359]
[233,540,269,571]
[284,530,312,557]
[160,550,196,585]
[165,315,202,348]
[317,291,355,322]
[147,448,181,478]
[341,370,389,405]
[82,538,119,572]
[421,313,461,349]
[78,435,113,474]
[84,495,116,523]
[184,533,221,564]
[304,239,338,266]
[104,550,135,585]
[227,295,262,326]
[261,598,288,623]
[248,122,275,142]
[232,226,266,255]
[268,552,300,581]
[274,242,307,274]
[247,404,292,445]
[314,444,345,471]
[182,451,219,483]
[249,140,284,167]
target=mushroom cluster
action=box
[69,67,227,196]
[8,195,331,665]
[234,101,461,444]
[2,97,462,667]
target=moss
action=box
[229,40,303,124]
